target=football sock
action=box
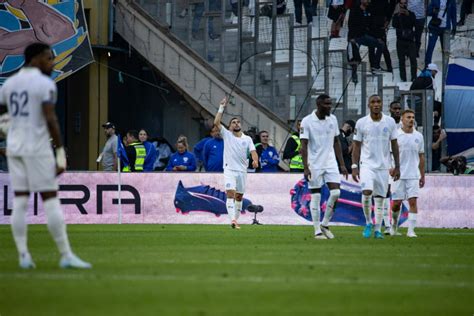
[43,197,72,257]
[374,197,384,232]
[408,212,417,233]
[362,194,372,225]
[383,197,391,228]
[226,198,235,222]
[11,196,29,255]
[310,193,321,232]
[234,200,243,221]
[322,189,340,226]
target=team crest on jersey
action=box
[415,139,420,143]
[383,127,389,133]
[183,157,189,162]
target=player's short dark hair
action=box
[368,94,381,102]
[228,117,240,128]
[24,43,51,64]
[127,130,139,140]
[390,100,401,108]
[259,130,269,136]
[316,94,331,103]
[401,109,415,116]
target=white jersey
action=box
[220,125,256,172]
[397,128,424,179]
[300,111,340,170]
[354,114,398,170]
[0,68,56,157]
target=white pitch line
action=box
[0,272,472,289]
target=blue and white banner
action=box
[444,58,474,157]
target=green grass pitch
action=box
[0,224,473,316]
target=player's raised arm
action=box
[214,97,227,128]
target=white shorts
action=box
[7,155,58,192]
[308,167,340,189]
[391,179,420,200]
[224,169,247,193]
[360,167,389,197]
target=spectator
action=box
[368,0,395,72]
[100,122,117,171]
[123,130,146,172]
[293,0,313,24]
[440,155,474,175]
[283,120,304,172]
[407,0,426,56]
[392,0,418,82]
[166,139,197,171]
[256,131,280,172]
[192,0,221,40]
[338,120,356,172]
[179,0,189,18]
[458,0,473,26]
[410,63,438,90]
[347,0,385,75]
[202,125,224,172]
[230,0,249,16]
[431,125,446,171]
[327,0,347,38]
[152,137,174,171]
[138,128,157,172]
[194,132,212,171]
[424,0,456,65]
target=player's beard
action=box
[233,127,241,132]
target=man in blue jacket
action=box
[202,125,224,172]
[425,0,456,65]
[256,131,280,172]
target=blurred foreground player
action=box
[0,43,91,269]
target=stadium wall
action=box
[0,173,472,228]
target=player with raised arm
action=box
[214,97,259,229]
[390,109,425,237]
[0,43,91,269]
[300,94,348,239]
[352,95,400,239]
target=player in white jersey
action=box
[352,95,400,239]
[382,101,403,235]
[300,94,348,239]
[390,109,425,237]
[0,43,91,269]
[214,97,258,229]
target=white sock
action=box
[322,189,340,226]
[310,193,321,232]
[374,197,384,232]
[226,198,235,222]
[408,212,417,233]
[234,200,243,221]
[11,196,29,255]
[383,197,391,228]
[362,194,372,225]
[43,197,72,257]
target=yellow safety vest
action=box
[289,135,304,170]
[123,142,146,172]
